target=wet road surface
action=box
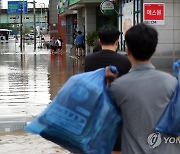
[0,41,84,153]
[0,41,84,118]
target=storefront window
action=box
[119,0,143,51]
[66,15,77,45]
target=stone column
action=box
[77,8,84,32]
[85,6,96,52]
[49,0,59,38]
[85,6,96,35]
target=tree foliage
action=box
[86,31,99,47]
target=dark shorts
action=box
[76,44,85,50]
[50,45,56,51]
[113,125,122,151]
[57,46,62,50]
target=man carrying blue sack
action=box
[85,25,131,154]
[106,23,180,154]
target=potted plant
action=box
[86,31,99,52]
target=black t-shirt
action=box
[85,50,131,77]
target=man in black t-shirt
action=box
[85,25,131,154]
[85,25,130,76]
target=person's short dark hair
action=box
[77,31,82,34]
[98,25,120,45]
[125,23,158,61]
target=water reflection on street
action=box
[0,40,175,118]
[0,41,84,117]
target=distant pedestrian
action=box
[56,36,63,53]
[15,35,18,40]
[75,31,85,57]
[0,34,3,41]
[50,36,56,54]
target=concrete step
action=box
[0,114,35,132]
[0,121,27,132]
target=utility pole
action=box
[20,4,23,52]
[39,3,45,48]
[40,4,42,29]
[22,0,25,50]
[33,0,36,50]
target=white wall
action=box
[144,0,180,69]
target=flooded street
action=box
[0,40,84,116]
[0,40,84,153]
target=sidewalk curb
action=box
[0,115,35,133]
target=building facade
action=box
[57,0,179,69]
[143,0,180,68]
[0,8,48,35]
[0,0,1,9]
[49,0,59,38]
[119,0,180,69]
[0,8,47,25]
[58,0,114,52]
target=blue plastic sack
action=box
[173,59,180,75]
[25,68,121,154]
[156,61,180,136]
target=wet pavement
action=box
[0,40,84,118]
[0,130,72,154]
[0,40,84,153]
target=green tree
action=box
[86,31,99,47]
[0,23,12,29]
[23,26,31,34]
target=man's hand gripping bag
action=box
[25,68,121,154]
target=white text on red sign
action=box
[147,10,162,16]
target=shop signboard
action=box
[69,0,80,6]
[100,0,115,15]
[61,20,66,27]
[58,0,65,13]
[61,0,68,8]
[143,3,165,25]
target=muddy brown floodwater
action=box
[0,42,84,153]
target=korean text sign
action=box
[143,3,165,25]
[8,1,28,14]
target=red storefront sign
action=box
[143,3,165,25]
